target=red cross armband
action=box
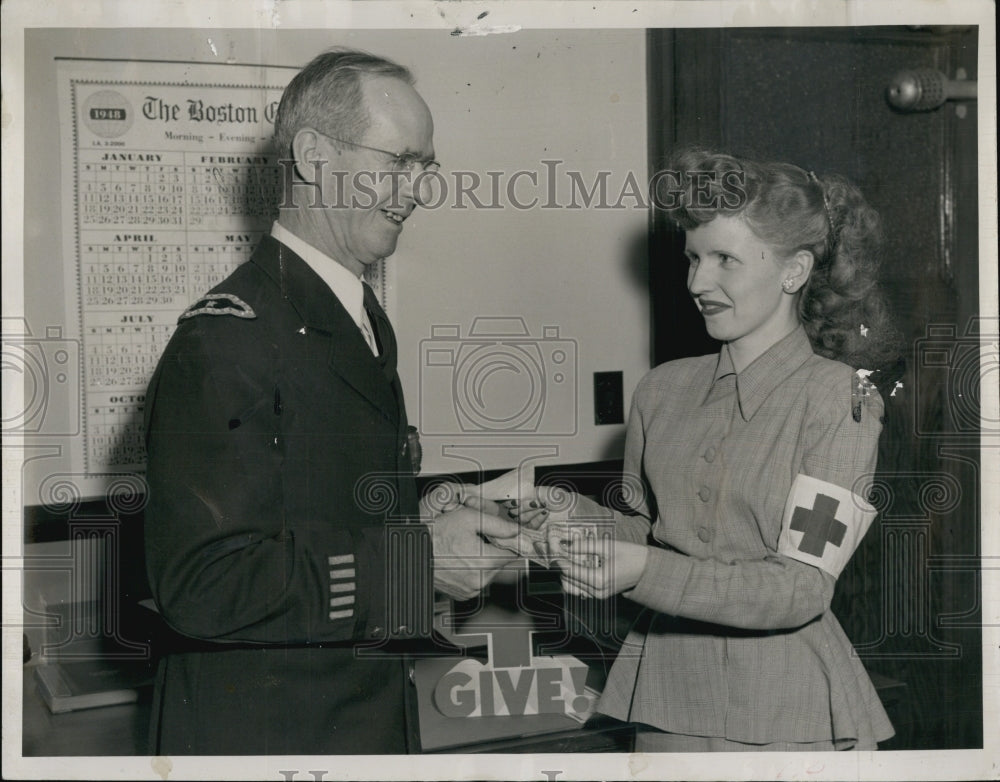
[777,474,878,578]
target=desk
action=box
[404,655,634,754]
[22,661,630,756]
[21,665,153,757]
[21,664,903,755]
[407,709,634,754]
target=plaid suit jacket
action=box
[598,326,893,748]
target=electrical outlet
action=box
[593,371,624,425]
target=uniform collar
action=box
[270,221,366,332]
[250,234,347,334]
[708,326,815,421]
[249,235,400,420]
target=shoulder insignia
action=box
[851,369,877,422]
[179,293,256,321]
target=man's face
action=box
[319,75,435,275]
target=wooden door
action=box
[648,26,983,750]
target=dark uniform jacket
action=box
[143,235,432,754]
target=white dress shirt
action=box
[270,221,379,355]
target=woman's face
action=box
[684,213,800,362]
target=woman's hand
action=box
[502,485,568,529]
[556,536,649,599]
[504,485,614,529]
[499,498,549,528]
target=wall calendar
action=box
[58,60,391,475]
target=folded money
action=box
[461,467,605,567]
[486,519,601,568]
[485,523,553,567]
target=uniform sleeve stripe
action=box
[329,568,356,580]
[330,582,355,593]
[330,595,356,607]
[327,554,355,566]
[329,609,354,621]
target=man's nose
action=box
[410,170,438,208]
[391,169,416,202]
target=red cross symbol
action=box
[453,622,534,669]
[790,493,847,557]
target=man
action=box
[143,48,519,755]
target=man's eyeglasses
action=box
[318,131,441,175]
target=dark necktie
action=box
[362,282,397,379]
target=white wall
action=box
[22,27,650,480]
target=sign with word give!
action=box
[431,625,596,720]
[434,657,591,719]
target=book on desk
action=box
[34,659,155,714]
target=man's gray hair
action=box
[273,47,413,159]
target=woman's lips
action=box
[698,299,731,316]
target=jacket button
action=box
[697,526,713,543]
[698,486,711,502]
[703,446,717,463]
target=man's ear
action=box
[784,249,815,293]
[290,127,330,185]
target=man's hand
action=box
[429,502,521,600]
[420,482,505,520]
[419,481,467,519]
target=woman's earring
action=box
[782,279,795,291]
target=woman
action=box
[518,148,900,751]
